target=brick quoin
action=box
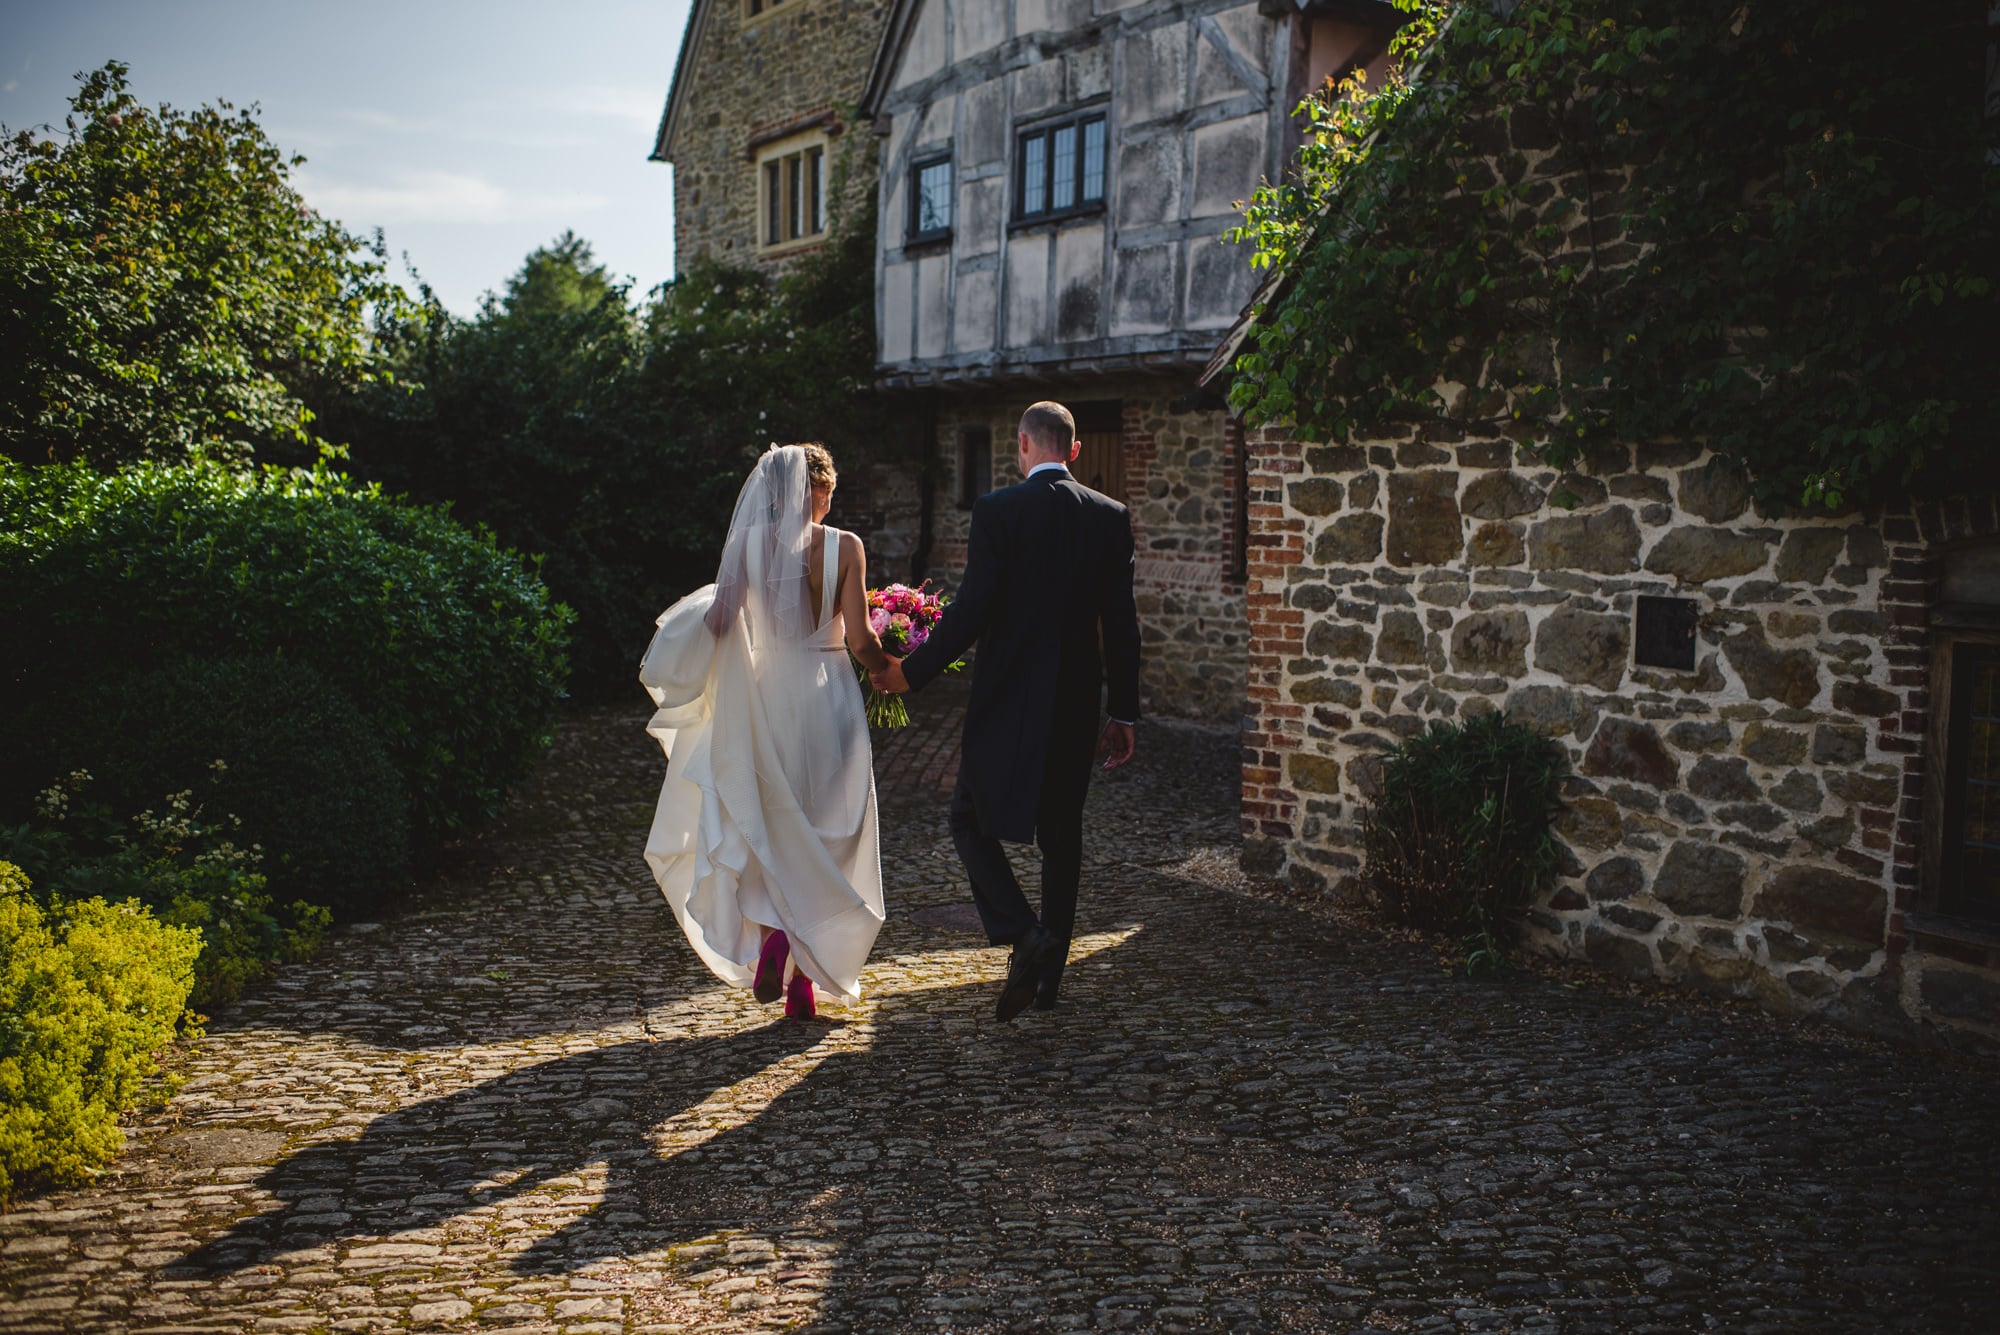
[1240,427,1308,843]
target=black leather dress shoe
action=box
[996,926,1054,1022]
[1033,959,1065,1011]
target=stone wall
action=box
[914,379,1248,722]
[1239,422,2000,1044]
[661,0,889,270]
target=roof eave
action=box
[651,0,713,163]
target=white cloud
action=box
[560,84,661,128]
[295,167,609,225]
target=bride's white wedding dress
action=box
[639,448,883,1002]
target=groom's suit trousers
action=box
[950,705,1096,950]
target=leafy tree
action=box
[1228,0,1998,508]
[0,62,401,468]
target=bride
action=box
[640,443,890,1019]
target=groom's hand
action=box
[871,657,910,695]
[1100,720,1135,770]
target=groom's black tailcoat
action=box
[902,467,1140,948]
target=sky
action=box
[2,0,693,314]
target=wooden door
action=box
[1073,430,1124,501]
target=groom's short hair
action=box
[1020,401,1076,456]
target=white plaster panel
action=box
[954,0,1008,58]
[1214,3,1272,77]
[917,254,950,358]
[1053,222,1105,343]
[1119,21,1189,126]
[896,0,947,89]
[1190,114,1265,217]
[1195,28,1251,104]
[882,259,915,361]
[1116,134,1182,226]
[1013,57,1063,118]
[1005,234,1050,347]
[952,267,998,353]
[1185,233,1258,329]
[958,177,1004,256]
[1016,0,1091,29]
[1111,244,1176,336]
[960,78,1007,169]
[919,96,956,149]
[1067,44,1111,101]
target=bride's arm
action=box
[838,530,889,671]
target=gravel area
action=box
[3,681,1998,1333]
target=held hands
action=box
[1100,720,1136,771]
[870,656,911,695]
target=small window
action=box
[957,427,991,508]
[1634,596,1698,670]
[909,155,953,243]
[745,0,798,17]
[756,138,827,254]
[1016,113,1107,222]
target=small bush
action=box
[0,860,201,1204]
[1361,711,1567,973]
[49,656,409,917]
[0,460,572,846]
[0,772,330,1009]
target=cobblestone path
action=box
[5,687,2000,1333]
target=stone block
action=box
[1306,444,1367,473]
[1450,610,1530,675]
[1722,630,1821,707]
[1767,610,1821,638]
[1586,855,1644,901]
[1549,884,1589,910]
[1685,946,1758,992]
[1315,513,1384,564]
[1827,609,1889,636]
[1386,471,1464,567]
[1602,902,1662,933]
[1462,471,1545,520]
[1581,717,1679,789]
[1610,473,1672,502]
[1290,753,1343,794]
[1774,528,1846,583]
[1667,720,1732,753]
[1770,771,1824,812]
[1652,840,1749,918]
[1637,440,1702,469]
[1558,796,1623,850]
[1287,478,1344,517]
[1240,837,1286,876]
[1377,610,1427,664]
[1458,440,1513,468]
[1584,922,1657,978]
[1292,676,1363,706]
[1752,864,1888,950]
[1716,802,1786,832]
[1832,680,1899,719]
[1506,683,1586,737]
[1918,965,2000,1023]
[1740,722,1807,766]
[1825,770,1898,806]
[1676,458,1751,521]
[1468,521,1525,566]
[1688,756,1761,802]
[1528,507,1641,574]
[1306,620,1373,661]
[1644,527,1771,583]
[1811,724,1867,766]
[1534,607,1630,691]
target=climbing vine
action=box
[1228,0,1997,508]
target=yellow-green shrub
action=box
[0,862,200,1203]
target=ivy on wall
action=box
[1228,0,1997,508]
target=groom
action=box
[873,401,1141,1022]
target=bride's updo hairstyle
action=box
[800,443,837,491]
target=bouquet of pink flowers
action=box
[854,581,963,727]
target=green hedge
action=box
[0,861,200,1204]
[49,656,409,918]
[0,460,573,847]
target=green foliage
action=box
[43,656,410,917]
[322,198,883,695]
[1,770,329,1008]
[1228,0,1998,507]
[0,459,572,846]
[0,62,403,469]
[1361,711,1567,973]
[0,860,201,1204]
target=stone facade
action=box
[1237,421,2000,1044]
[919,380,1247,721]
[653,0,891,269]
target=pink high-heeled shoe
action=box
[785,971,816,1020]
[754,931,789,1004]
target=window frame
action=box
[907,152,954,246]
[753,132,830,257]
[1014,111,1109,226]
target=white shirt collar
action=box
[1028,461,1070,479]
